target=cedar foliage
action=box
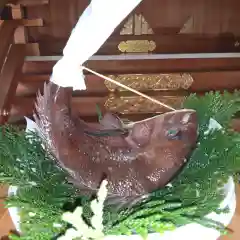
[0,128,78,239]
[103,91,240,236]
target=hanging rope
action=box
[82,66,176,111]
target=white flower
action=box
[29,181,37,186]
[53,223,63,228]
[28,212,36,217]
[58,180,108,240]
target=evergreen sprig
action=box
[1,91,240,239]
[183,90,240,133]
[0,126,79,240]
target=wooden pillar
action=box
[11,4,27,44]
[0,20,19,72]
[0,44,26,124]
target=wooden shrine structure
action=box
[1,1,240,238]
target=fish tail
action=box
[33,82,72,153]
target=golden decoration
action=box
[105,96,185,114]
[179,16,194,34]
[120,14,154,35]
[120,15,133,35]
[105,74,194,92]
[118,40,156,53]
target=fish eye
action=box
[167,129,181,140]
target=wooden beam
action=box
[20,18,43,27]
[0,19,44,27]
[10,96,106,118]
[10,85,240,119]
[0,20,18,72]
[86,58,240,74]
[17,71,240,97]
[23,57,240,75]
[16,81,43,96]
[17,0,49,6]
[0,44,26,124]
[0,19,42,58]
[25,43,40,56]
[21,73,49,82]
[38,34,240,55]
[11,4,27,44]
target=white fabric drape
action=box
[50,0,143,90]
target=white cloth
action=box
[50,0,143,90]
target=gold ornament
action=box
[118,40,156,53]
[120,14,154,35]
[105,74,194,92]
[105,95,185,114]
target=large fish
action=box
[34,82,198,199]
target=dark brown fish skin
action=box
[34,82,198,197]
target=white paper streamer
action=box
[204,118,223,135]
[24,117,40,133]
[50,0,143,90]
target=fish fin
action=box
[96,104,103,122]
[33,82,71,156]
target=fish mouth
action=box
[125,109,196,128]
